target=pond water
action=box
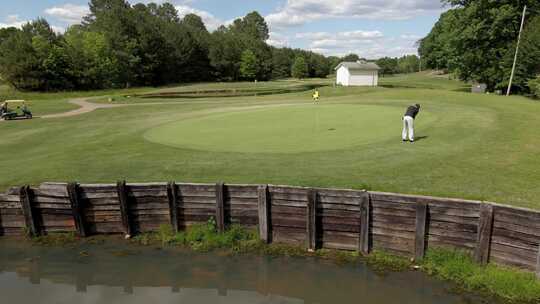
[138,85,321,99]
[0,238,492,304]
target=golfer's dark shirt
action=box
[404,106,420,119]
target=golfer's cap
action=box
[415,103,421,108]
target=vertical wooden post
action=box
[359,193,370,254]
[116,180,133,236]
[536,245,540,279]
[67,182,87,237]
[257,185,270,243]
[123,285,133,294]
[19,185,39,237]
[414,202,428,261]
[75,273,88,293]
[306,189,317,251]
[167,181,179,233]
[474,203,494,265]
[215,182,225,233]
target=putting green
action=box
[144,104,435,153]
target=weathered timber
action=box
[414,202,428,261]
[67,183,87,237]
[257,185,270,243]
[474,203,494,264]
[3,181,540,275]
[116,181,133,236]
[359,193,370,254]
[215,182,225,232]
[307,189,317,251]
[536,245,540,279]
[19,185,39,236]
[166,181,179,233]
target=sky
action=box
[0,0,449,59]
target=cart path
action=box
[39,97,310,119]
[41,98,123,118]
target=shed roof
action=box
[335,61,380,71]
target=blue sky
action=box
[0,0,448,58]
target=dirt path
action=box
[37,97,309,120]
[41,98,123,118]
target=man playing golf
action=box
[402,104,420,142]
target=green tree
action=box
[421,0,540,91]
[528,75,540,98]
[292,56,308,79]
[240,50,258,80]
[271,47,294,79]
[376,57,398,76]
[342,53,360,62]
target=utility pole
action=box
[506,5,527,96]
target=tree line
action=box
[419,0,540,94]
[0,0,347,91]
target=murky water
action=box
[0,238,492,304]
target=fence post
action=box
[359,193,370,254]
[474,203,494,265]
[116,180,133,237]
[67,182,87,237]
[257,185,270,243]
[215,182,225,233]
[307,188,317,251]
[414,202,428,261]
[167,181,179,233]
[19,185,39,237]
[536,245,540,279]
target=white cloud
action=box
[295,29,418,58]
[267,0,444,28]
[175,5,225,30]
[44,4,89,24]
[0,15,65,33]
[0,15,27,29]
[267,31,290,47]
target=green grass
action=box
[0,73,539,209]
[144,104,438,153]
[379,71,470,91]
[0,85,158,115]
[422,248,540,303]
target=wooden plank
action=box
[257,185,270,243]
[167,181,179,233]
[474,203,494,265]
[67,183,87,237]
[116,181,133,236]
[414,202,427,261]
[215,182,225,232]
[306,189,317,251]
[19,185,39,236]
[537,245,540,279]
[359,193,370,254]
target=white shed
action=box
[335,61,380,86]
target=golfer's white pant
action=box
[402,116,414,141]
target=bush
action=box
[528,76,540,98]
[134,219,259,252]
[422,248,540,302]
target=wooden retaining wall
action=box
[1,181,539,277]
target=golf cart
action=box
[1,100,32,120]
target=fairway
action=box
[1,73,539,209]
[145,104,435,153]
